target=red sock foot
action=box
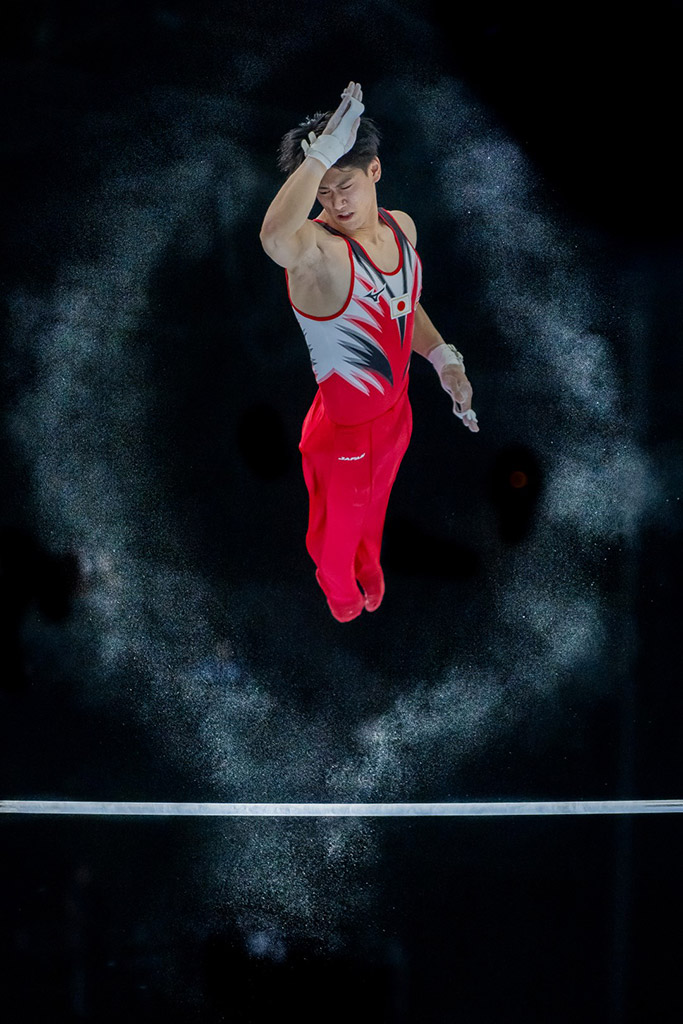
[327,597,364,622]
[358,573,385,612]
[315,570,364,622]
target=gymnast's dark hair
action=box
[277,112,381,176]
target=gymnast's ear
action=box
[368,157,381,183]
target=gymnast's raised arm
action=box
[259,81,364,270]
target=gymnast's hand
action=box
[322,81,364,153]
[440,366,479,432]
[301,81,365,168]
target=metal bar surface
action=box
[2,799,682,817]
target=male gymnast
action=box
[260,81,478,622]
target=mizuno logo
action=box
[338,453,366,461]
[365,284,386,303]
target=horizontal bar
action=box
[1,800,682,818]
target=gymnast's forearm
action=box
[411,302,449,358]
[412,303,478,431]
[259,157,325,248]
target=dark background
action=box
[1,1,682,1021]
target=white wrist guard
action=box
[457,408,478,424]
[301,132,345,170]
[300,94,365,169]
[427,343,466,375]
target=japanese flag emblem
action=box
[390,293,411,319]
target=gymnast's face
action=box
[316,157,381,233]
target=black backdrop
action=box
[2,2,682,1021]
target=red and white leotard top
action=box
[286,208,422,425]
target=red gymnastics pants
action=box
[299,387,412,620]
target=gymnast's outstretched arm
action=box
[412,302,479,433]
[389,210,478,432]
